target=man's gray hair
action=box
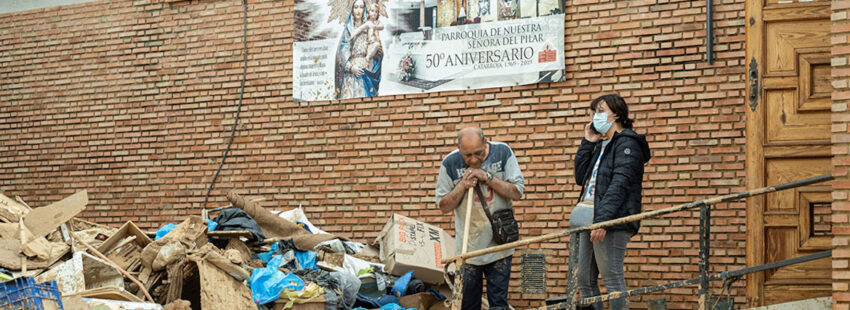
[457,127,485,145]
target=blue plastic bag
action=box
[356,294,400,308]
[154,223,176,241]
[379,303,408,310]
[391,270,414,297]
[281,273,305,291]
[205,219,219,232]
[295,221,313,233]
[254,242,280,264]
[250,255,288,304]
[294,250,317,270]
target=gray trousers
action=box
[576,229,630,310]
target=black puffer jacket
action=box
[574,129,651,234]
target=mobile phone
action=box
[589,122,599,134]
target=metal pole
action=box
[542,250,832,309]
[443,174,834,264]
[698,203,710,310]
[564,233,580,310]
[706,0,713,64]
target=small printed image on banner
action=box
[293,0,566,101]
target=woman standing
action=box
[572,94,651,309]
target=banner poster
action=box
[293,0,565,101]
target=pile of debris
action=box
[0,190,463,310]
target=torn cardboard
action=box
[0,192,28,222]
[65,286,143,303]
[0,222,51,260]
[0,237,69,270]
[161,216,207,249]
[163,300,191,310]
[224,239,257,267]
[270,297,327,310]
[142,240,187,272]
[24,190,88,238]
[141,216,206,272]
[79,298,164,310]
[72,228,113,249]
[400,292,439,310]
[182,260,255,310]
[376,214,456,284]
[189,244,250,282]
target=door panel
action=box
[764,20,829,74]
[746,0,833,307]
[762,158,831,304]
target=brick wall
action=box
[0,0,747,308]
[833,0,850,308]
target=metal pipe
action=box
[542,250,832,309]
[698,203,711,310]
[563,233,580,310]
[442,174,833,263]
[706,0,713,64]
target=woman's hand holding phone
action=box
[585,122,602,142]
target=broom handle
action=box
[461,187,474,254]
[451,187,476,310]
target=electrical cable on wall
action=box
[203,0,248,209]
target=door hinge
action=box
[749,57,759,111]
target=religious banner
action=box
[293,0,565,101]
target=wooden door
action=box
[745,0,833,306]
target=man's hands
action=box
[461,168,489,190]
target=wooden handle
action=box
[452,187,475,310]
[460,187,474,255]
[19,219,26,274]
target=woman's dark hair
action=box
[590,94,634,129]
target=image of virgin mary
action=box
[334,0,383,99]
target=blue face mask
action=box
[593,112,613,134]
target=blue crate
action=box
[0,277,63,310]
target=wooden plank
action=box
[765,259,830,284]
[763,4,830,22]
[764,284,831,305]
[745,0,765,304]
[20,219,26,273]
[764,144,831,158]
[207,230,254,239]
[763,214,798,227]
[761,76,796,89]
[24,190,88,238]
[98,221,153,254]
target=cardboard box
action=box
[375,214,456,284]
[271,296,326,310]
[399,292,439,310]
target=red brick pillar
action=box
[833,1,850,309]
